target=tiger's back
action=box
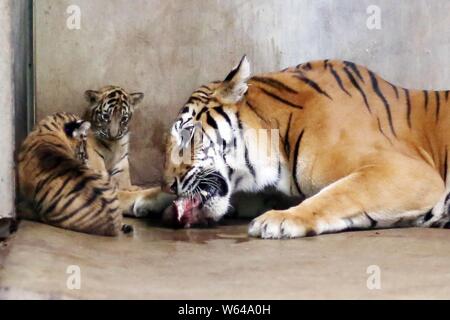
[254,60,450,193]
[18,112,123,236]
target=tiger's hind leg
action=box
[118,187,175,218]
[249,153,444,238]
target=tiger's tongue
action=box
[174,196,201,223]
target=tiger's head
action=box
[164,56,254,227]
[84,86,144,140]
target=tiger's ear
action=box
[213,55,251,105]
[65,120,91,139]
[74,121,91,139]
[130,92,144,107]
[84,90,101,104]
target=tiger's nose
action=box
[109,120,121,138]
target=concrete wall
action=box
[0,0,19,222]
[35,0,450,185]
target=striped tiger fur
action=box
[84,86,174,217]
[18,113,125,236]
[164,56,450,238]
[17,86,174,236]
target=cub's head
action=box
[164,56,251,227]
[85,86,144,140]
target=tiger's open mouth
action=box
[174,195,203,227]
[164,192,217,228]
[163,171,229,228]
[163,195,210,228]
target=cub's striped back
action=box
[18,112,123,236]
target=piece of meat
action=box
[163,195,202,228]
[174,197,196,223]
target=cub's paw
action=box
[248,210,314,239]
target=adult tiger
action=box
[164,56,450,238]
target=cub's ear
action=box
[78,121,91,137]
[213,55,251,105]
[73,121,91,139]
[84,90,101,104]
[65,120,91,139]
[130,92,144,106]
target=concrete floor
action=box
[1,218,450,299]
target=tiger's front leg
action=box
[249,153,444,239]
[118,187,175,218]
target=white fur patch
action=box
[248,214,307,239]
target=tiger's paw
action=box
[125,185,142,192]
[132,192,176,218]
[248,210,315,239]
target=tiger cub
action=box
[18,113,125,236]
[84,85,173,217]
[17,87,173,236]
